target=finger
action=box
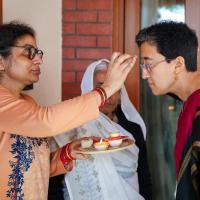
[75,153,89,160]
[115,54,133,65]
[107,54,133,75]
[70,141,80,148]
[119,55,137,71]
[110,52,121,64]
[121,56,137,78]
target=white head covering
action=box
[55,59,145,200]
[81,59,146,139]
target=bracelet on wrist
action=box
[66,143,76,160]
[60,143,76,166]
[93,87,107,108]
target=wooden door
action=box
[186,0,200,66]
[113,0,140,111]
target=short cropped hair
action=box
[135,21,198,71]
[0,21,35,58]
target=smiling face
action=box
[1,35,43,89]
[93,69,120,117]
[140,42,177,95]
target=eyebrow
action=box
[15,44,36,48]
[142,57,154,61]
[95,82,104,87]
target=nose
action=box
[33,54,43,65]
[106,96,112,103]
[106,95,116,105]
[141,68,150,79]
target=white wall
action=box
[3,0,62,105]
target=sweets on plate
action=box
[109,132,120,137]
[81,138,93,148]
[108,132,123,147]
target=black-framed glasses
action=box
[12,45,44,60]
[140,58,172,72]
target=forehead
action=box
[16,35,37,46]
[94,69,107,80]
[140,42,162,61]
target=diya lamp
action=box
[94,138,109,151]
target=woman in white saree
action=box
[55,59,146,200]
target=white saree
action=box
[55,59,145,200]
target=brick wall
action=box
[62,0,113,100]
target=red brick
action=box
[62,83,81,95]
[63,59,95,71]
[77,0,112,10]
[77,48,111,59]
[62,0,114,98]
[62,72,76,82]
[63,48,75,58]
[63,23,75,34]
[63,11,97,22]
[63,35,96,47]
[63,0,76,9]
[76,71,85,82]
[97,36,112,47]
[98,11,112,22]
[77,24,112,35]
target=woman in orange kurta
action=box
[0,22,135,200]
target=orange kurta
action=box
[0,85,99,200]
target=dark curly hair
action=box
[135,21,198,72]
[0,21,35,58]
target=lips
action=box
[31,69,41,75]
[148,83,153,87]
[147,80,153,87]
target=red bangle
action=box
[60,143,76,166]
[93,87,107,107]
[98,87,107,101]
[94,88,104,107]
[66,143,76,160]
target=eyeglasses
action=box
[12,45,44,60]
[140,58,172,72]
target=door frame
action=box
[113,0,140,111]
[185,0,200,66]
